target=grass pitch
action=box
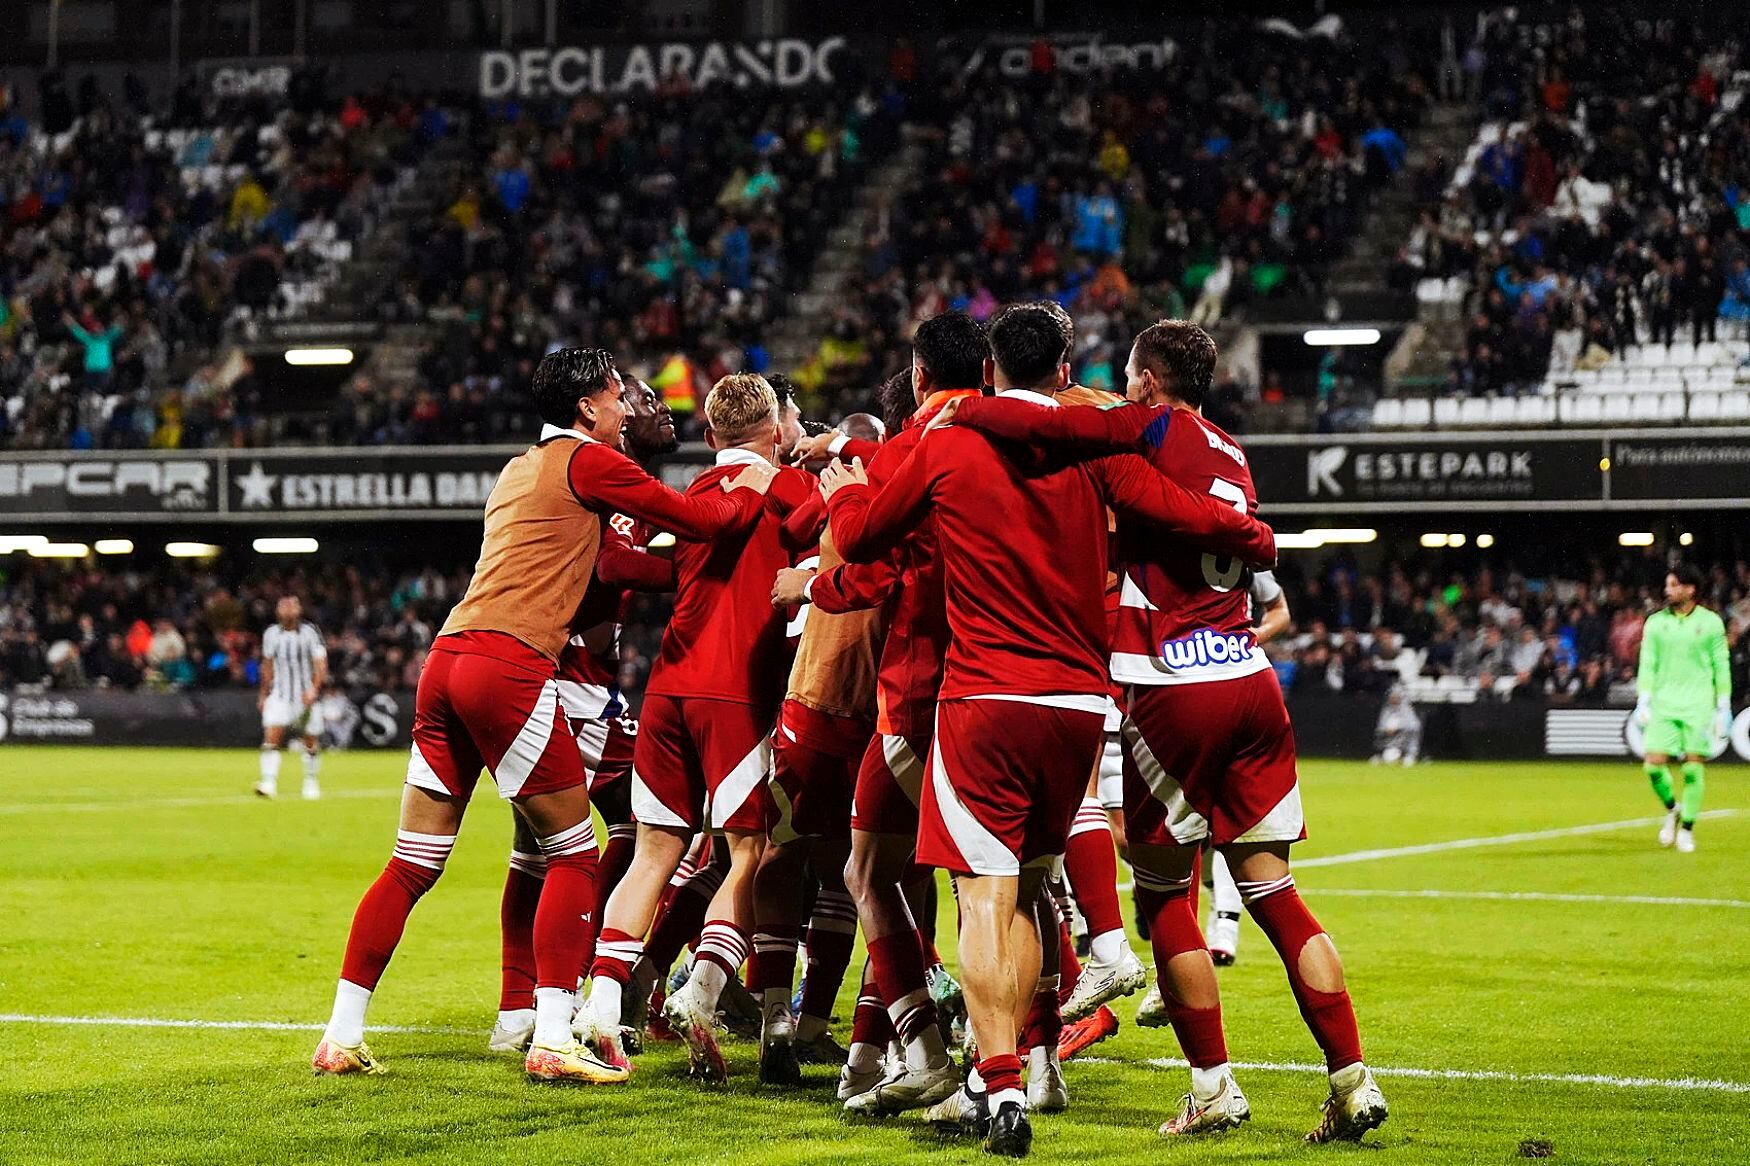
[2,748,1747,1165]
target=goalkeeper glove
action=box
[1714,698,1732,743]
[1634,694,1652,728]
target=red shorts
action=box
[406,632,584,800]
[850,729,931,836]
[572,714,637,794]
[768,700,870,843]
[917,698,1105,877]
[633,694,774,834]
[1122,669,1303,849]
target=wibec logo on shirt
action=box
[1157,627,1256,670]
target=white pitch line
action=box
[6,1014,1745,1095]
[1306,888,1750,910]
[1082,1055,1750,1095]
[0,788,400,815]
[1294,808,1744,869]
[0,1014,467,1036]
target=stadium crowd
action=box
[5,549,1745,713]
[356,79,903,446]
[800,22,1437,417]
[0,70,458,450]
[1411,9,1750,395]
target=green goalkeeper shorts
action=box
[1645,713,1713,758]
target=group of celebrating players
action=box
[305,303,1390,1156]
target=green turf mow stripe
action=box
[8,1015,1750,1096]
[0,788,400,813]
[1307,888,1750,909]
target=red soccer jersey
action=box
[808,391,974,736]
[829,391,1275,702]
[949,396,1273,686]
[643,452,815,708]
[557,513,672,720]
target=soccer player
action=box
[256,596,328,800]
[1636,564,1731,854]
[492,376,679,1054]
[748,415,887,1086]
[778,315,991,1115]
[1205,569,1291,967]
[943,319,1388,1144]
[312,349,774,1084]
[824,304,1275,1156]
[583,373,814,1084]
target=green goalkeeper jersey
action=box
[1637,605,1730,717]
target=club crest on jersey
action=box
[1158,627,1255,670]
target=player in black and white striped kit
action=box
[256,595,329,800]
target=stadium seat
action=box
[1658,392,1686,422]
[1631,393,1661,422]
[1626,367,1655,386]
[1400,397,1432,427]
[1487,396,1517,425]
[1516,395,1555,425]
[1459,398,1489,426]
[1372,398,1404,428]
[1434,397,1461,427]
[1719,391,1750,421]
[1689,393,1723,422]
[1602,395,1633,424]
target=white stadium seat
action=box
[1631,393,1661,423]
[1689,393,1722,422]
[1602,394,1633,424]
[1401,397,1432,427]
[1719,391,1750,421]
[1459,397,1489,426]
[1659,392,1686,422]
[1516,395,1555,425]
[1434,396,1461,427]
[1487,396,1517,425]
[1372,398,1404,427]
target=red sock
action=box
[800,889,858,1021]
[1245,881,1363,1071]
[749,923,801,999]
[1020,982,1062,1053]
[645,860,722,973]
[533,826,598,990]
[1055,913,1084,1005]
[694,919,750,983]
[1137,883,1229,1069]
[340,833,454,989]
[594,824,637,920]
[590,927,643,985]
[1064,799,1125,940]
[340,853,446,990]
[977,1052,1024,1099]
[851,963,896,1049]
[867,930,937,1043]
[498,853,545,1011]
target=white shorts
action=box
[263,695,325,737]
[1096,729,1124,810]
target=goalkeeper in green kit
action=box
[1635,564,1732,854]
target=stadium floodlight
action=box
[1305,527,1377,544]
[0,535,51,554]
[1272,531,1329,549]
[647,531,678,549]
[1303,328,1382,346]
[1618,532,1655,547]
[94,539,135,555]
[1447,533,1467,548]
[253,537,320,554]
[284,347,355,366]
[1679,532,1695,547]
[28,542,90,558]
[1476,533,1496,548]
[1419,532,1447,548]
[166,541,223,558]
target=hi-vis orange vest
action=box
[651,353,696,414]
